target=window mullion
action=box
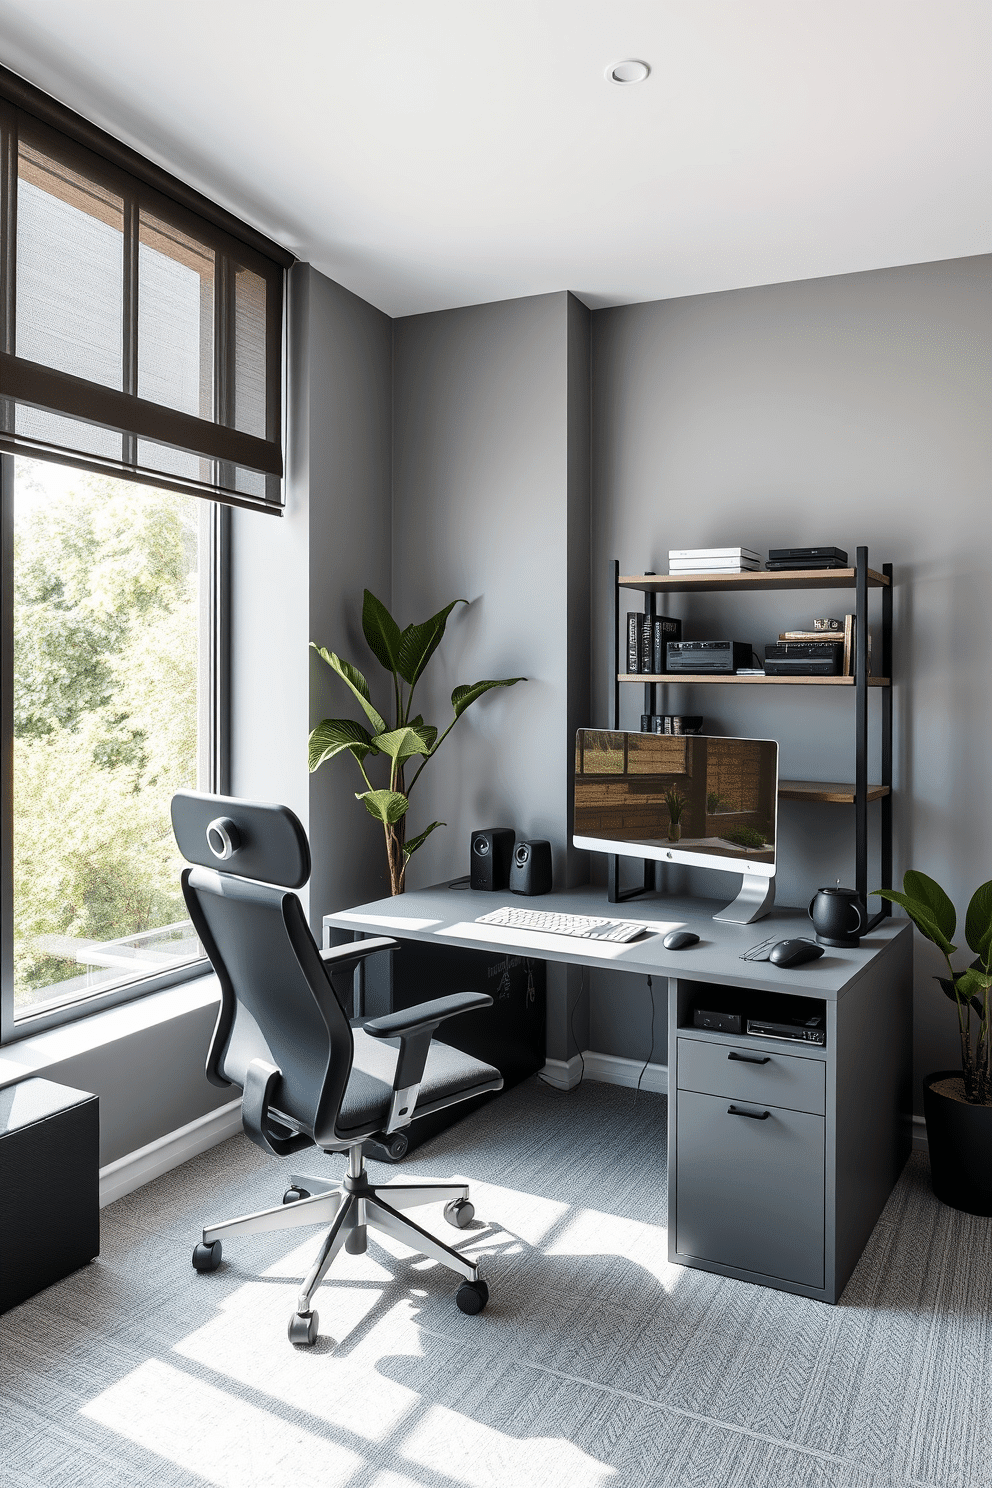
[0,453,14,1041]
[122,191,138,467]
[0,104,16,440]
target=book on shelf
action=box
[640,614,653,672]
[652,615,681,672]
[840,614,872,676]
[640,714,703,735]
[843,613,853,675]
[669,547,762,562]
[669,560,761,573]
[626,612,643,672]
[779,631,847,643]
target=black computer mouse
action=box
[663,929,700,950]
[769,938,824,968]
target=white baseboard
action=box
[99,1098,242,1207]
[582,1050,668,1095]
[540,1054,585,1091]
[912,1114,928,1152]
[541,1050,668,1096]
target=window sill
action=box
[0,970,221,1090]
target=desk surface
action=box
[324,883,908,1000]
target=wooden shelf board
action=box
[779,780,891,804]
[619,567,889,592]
[618,673,890,687]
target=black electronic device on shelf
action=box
[667,641,752,673]
[766,546,848,570]
[764,642,843,676]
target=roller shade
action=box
[0,73,289,513]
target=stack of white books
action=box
[669,547,762,574]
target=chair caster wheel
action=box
[288,1310,318,1346]
[456,1279,488,1315]
[192,1240,222,1273]
[444,1198,474,1229]
[283,1186,310,1204]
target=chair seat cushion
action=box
[336,1028,502,1136]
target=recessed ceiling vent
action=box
[608,60,650,85]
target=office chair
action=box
[171,790,503,1345]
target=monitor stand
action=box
[713,875,776,924]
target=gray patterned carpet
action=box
[2,1078,990,1488]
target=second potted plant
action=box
[873,871,992,1216]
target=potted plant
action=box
[309,591,524,895]
[873,872,992,1216]
[664,788,687,843]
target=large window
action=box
[2,454,227,1035]
[0,65,283,1038]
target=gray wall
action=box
[391,291,591,1058]
[588,254,992,1104]
[233,262,394,921]
[306,270,394,916]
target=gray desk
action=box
[324,884,913,1304]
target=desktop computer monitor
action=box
[572,730,779,922]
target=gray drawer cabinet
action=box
[675,1088,825,1287]
[669,930,913,1304]
[678,1036,825,1115]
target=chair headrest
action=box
[171,791,311,889]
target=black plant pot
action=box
[922,1070,992,1216]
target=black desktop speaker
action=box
[509,839,553,896]
[470,827,514,891]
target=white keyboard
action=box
[475,906,648,943]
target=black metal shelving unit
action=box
[608,546,893,926]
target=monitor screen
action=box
[573,730,779,879]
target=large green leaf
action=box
[407,716,439,751]
[374,726,435,764]
[311,644,386,734]
[451,676,526,720]
[355,789,409,826]
[954,966,992,1008]
[903,871,956,943]
[402,820,445,862]
[308,718,376,772]
[873,888,957,957]
[362,590,402,675]
[965,880,992,962]
[397,600,467,687]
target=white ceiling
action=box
[0,1,989,317]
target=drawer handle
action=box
[727,1051,770,1065]
[727,1104,770,1120]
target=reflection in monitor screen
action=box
[573,730,778,873]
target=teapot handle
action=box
[848,899,866,933]
[808,894,818,919]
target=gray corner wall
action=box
[232,262,394,920]
[306,269,394,915]
[588,254,992,1105]
[391,291,591,1058]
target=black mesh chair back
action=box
[172,790,352,1150]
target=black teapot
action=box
[808,885,867,947]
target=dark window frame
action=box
[0,79,288,514]
[0,450,230,1045]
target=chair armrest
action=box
[320,936,398,970]
[364,991,493,1134]
[364,990,492,1039]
